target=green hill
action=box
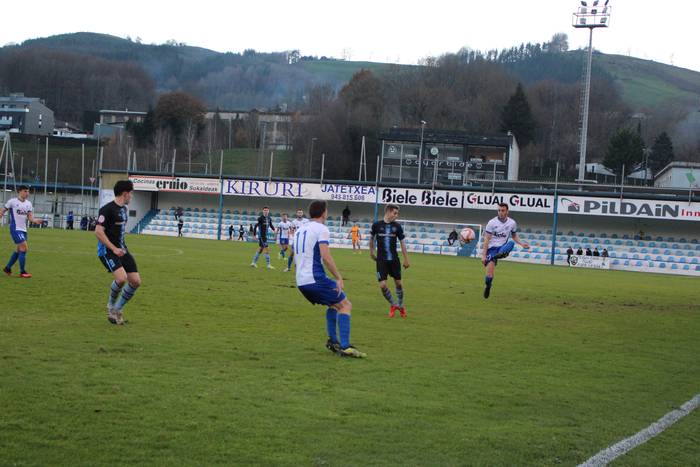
[7,32,700,114]
[595,53,700,111]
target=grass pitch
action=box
[1,228,698,466]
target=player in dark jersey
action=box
[95,180,141,325]
[370,204,410,318]
[250,206,276,269]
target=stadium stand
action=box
[139,207,700,276]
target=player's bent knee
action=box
[335,299,352,314]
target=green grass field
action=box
[1,228,698,466]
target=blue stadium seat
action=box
[671,264,678,270]
[683,265,690,271]
[659,262,666,269]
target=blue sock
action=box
[5,251,19,270]
[338,313,351,349]
[252,252,260,263]
[280,249,285,258]
[485,276,493,287]
[114,284,138,311]
[18,252,27,273]
[108,281,123,307]
[326,308,338,342]
[264,253,270,265]
[287,255,293,269]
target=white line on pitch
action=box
[578,393,700,467]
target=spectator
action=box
[447,228,459,246]
[585,247,592,256]
[238,225,246,241]
[576,246,583,256]
[66,211,74,230]
[175,206,184,220]
[593,247,600,257]
[249,224,255,238]
[80,215,88,231]
[178,218,184,237]
[228,224,234,240]
[602,248,609,258]
[566,246,574,264]
[341,205,351,226]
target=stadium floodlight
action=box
[572,1,611,183]
[417,120,427,184]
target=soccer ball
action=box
[459,227,475,244]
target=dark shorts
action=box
[298,277,346,306]
[99,251,138,274]
[279,238,289,246]
[376,259,401,281]
[10,229,28,245]
[258,238,269,248]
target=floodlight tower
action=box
[573,0,611,182]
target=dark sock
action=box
[18,252,27,273]
[485,276,493,287]
[287,255,293,269]
[326,308,338,342]
[338,313,351,349]
[5,251,19,269]
[381,287,396,306]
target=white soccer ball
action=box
[460,227,475,244]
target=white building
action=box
[654,161,700,189]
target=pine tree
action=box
[648,131,674,173]
[602,128,644,177]
[500,83,536,148]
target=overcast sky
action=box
[4,0,699,72]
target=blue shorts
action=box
[485,240,514,265]
[298,277,346,306]
[279,238,289,245]
[10,229,28,245]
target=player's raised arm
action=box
[26,211,44,226]
[319,243,344,292]
[512,231,529,249]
